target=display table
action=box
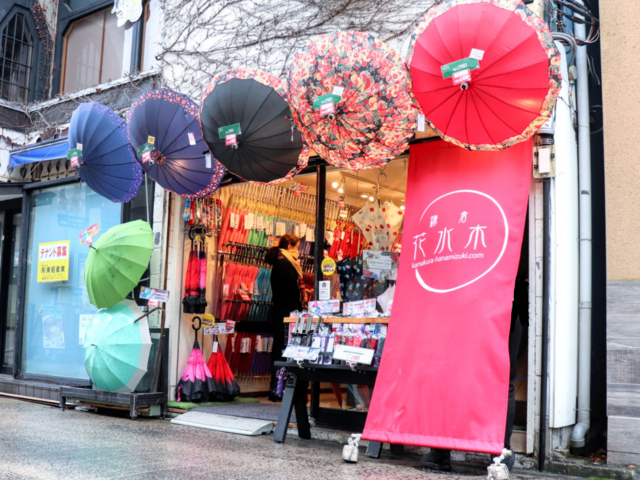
[284,317,389,324]
[59,386,168,419]
[272,360,378,443]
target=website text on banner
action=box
[362,140,532,454]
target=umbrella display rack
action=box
[59,307,169,419]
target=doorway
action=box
[0,203,22,376]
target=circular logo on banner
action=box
[321,257,337,276]
[411,190,508,293]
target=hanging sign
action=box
[139,287,170,303]
[313,94,341,116]
[37,240,70,282]
[440,57,480,79]
[112,0,143,27]
[363,140,532,454]
[362,250,399,280]
[321,257,337,276]
[79,223,99,245]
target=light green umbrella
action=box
[83,300,152,393]
[85,220,153,309]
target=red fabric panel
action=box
[363,140,531,454]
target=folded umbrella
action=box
[176,318,217,402]
[83,300,152,393]
[68,102,142,203]
[85,220,154,309]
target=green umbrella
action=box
[83,300,152,393]
[85,220,153,309]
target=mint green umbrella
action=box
[85,220,153,309]
[83,300,152,393]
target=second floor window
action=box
[61,8,125,93]
[0,12,33,103]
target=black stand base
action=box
[59,386,167,419]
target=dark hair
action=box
[265,234,300,265]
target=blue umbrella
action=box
[68,103,143,203]
[127,89,226,198]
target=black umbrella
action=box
[200,68,308,184]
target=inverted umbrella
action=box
[176,318,217,402]
[128,89,226,197]
[85,220,154,309]
[407,0,561,150]
[207,345,240,402]
[68,102,142,202]
[83,300,152,393]
[200,68,309,184]
[287,31,417,170]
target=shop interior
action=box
[178,156,529,438]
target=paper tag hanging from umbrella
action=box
[67,143,83,168]
[313,93,341,117]
[137,136,156,164]
[218,123,241,148]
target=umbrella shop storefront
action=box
[1,104,165,398]
[164,0,583,463]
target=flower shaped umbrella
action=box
[68,102,142,203]
[287,31,417,170]
[200,68,309,184]
[83,300,152,393]
[407,0,561,150]
[128,89,226,197]
[85,220,154,309]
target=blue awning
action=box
[9,137,69,168]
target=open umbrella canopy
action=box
[83,300,152,393]
[200,68,309,184]
[408,0,561,150]
[128,89,226,197]
[85,220,154,309]
[68,102,142,203]
[287,31,417,170]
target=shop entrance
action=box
[0,200,22,376]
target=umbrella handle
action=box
[192,316,202,332]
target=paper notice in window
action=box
[276,222,286,236]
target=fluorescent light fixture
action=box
[331,182,339,188]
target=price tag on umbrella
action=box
[67,144,83,168]
[218,123,241,138]
[333,345,375,365]
[137,142,155,160]
[441,57,480,79]
[225,133,237,146]
[313,93,341,116]
[452,69,472,85]
[188,132,196,145]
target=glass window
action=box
[2,213,21,375]
[0,12,33,103]
[21,183,121,379]
[141,0,161,71]
[62,8,125,93]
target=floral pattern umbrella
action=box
[287,31,417,170]
[407,0,561,150]
[200,68,309,184]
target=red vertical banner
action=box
[363,140,532,454]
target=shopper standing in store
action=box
[265,234,303,401]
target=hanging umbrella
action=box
[176,318,216,402]
[407,0,561,150]
[85,220,154,309]
[206,344,240,402]
[287,31,417,170]
[68,102,142,203]
[200,68,309,184]
[128,88,227,197]
[83,300,152,393]
[182,230,207,314]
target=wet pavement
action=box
[0,396,555,480]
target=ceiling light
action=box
[331,182,339,189]
[400,205,405,210]
[368,196,374,202]
[338,187,344,194]
[360,194,368,199]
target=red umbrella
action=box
[288,31,417,170]
[408,0,561,151]
[207,344,240,402]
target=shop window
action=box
[21,183,122,380]
[140,0,161,71]
[0,12,33,103]
[61,7,125,93]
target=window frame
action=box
[54,0,148,96]
[0,5,40,104]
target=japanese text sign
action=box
[37,240,70,283]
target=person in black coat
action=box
[265,234,303,401]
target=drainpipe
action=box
[570,6,592,449]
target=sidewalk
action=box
[0,396,620,480]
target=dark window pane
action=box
[6,16,15,39]
[63,9,105,92]
[22,20,30,44]
[14,15,23,42]
[0,13,33,102]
